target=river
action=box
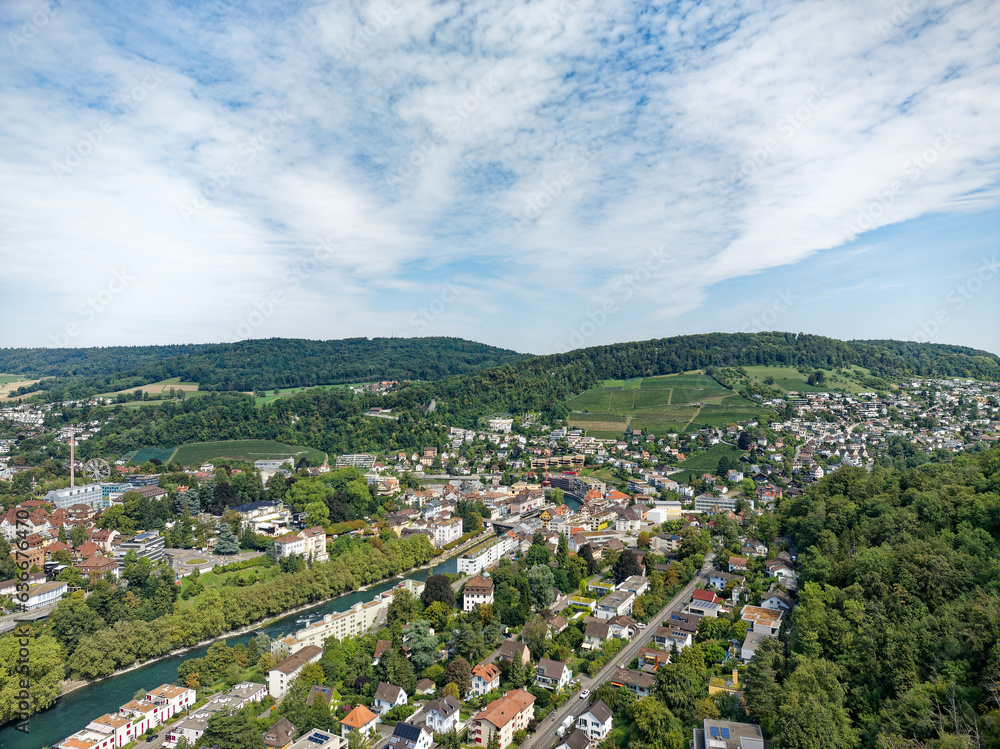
[1,553,460,749]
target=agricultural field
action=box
[99,377,204,399]
[253,383,359,405]
[0,375,41,399]
[171,439,326,467]
[566,372,771,436]
[125,447,178,465]
[670,443,745,483]
[738,365,873,394]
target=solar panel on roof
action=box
[709,727,719,738]
[721,728,730,738]
[308,737,325,744]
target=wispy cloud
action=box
[1,0,998,352]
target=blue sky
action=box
[0,0,998,355]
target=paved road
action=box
[518,558,712,749]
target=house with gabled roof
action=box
[497,640,530,665]
[423,694,461,733]
[340,705,379,738]
[470,662,501,697]
[388,723,433,749]
[469,689,535,749]
[576,700,613,741]
[535,659,572,691]
[685,588,725,618]
[263,717,297,749]
[583,620,610,650]
[555,729,590,749]
[760,590,794,613]
[609,668,656,698]
[373,682,408,715]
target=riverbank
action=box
[55,530,487,698]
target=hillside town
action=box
[0,372,998,749]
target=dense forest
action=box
[750,448,1000,748]
[76,389,449,460]
[0,337,526,394]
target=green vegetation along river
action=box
[1,553,460,749]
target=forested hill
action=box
[0,337,527,392]
[388,332,1000,426]
[5,333,997,409]
[757,448,1000,746]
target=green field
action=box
[738,365,873,394]
[0,374,28,384]
[171,440,326,467]
[178,563,283,612]
[98,377,204,398]
[567,372,770,436]
[126,447,179,465]
[253,383,359,405]
[671,443,745,482]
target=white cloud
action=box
[0,0,997,352]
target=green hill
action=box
[0,337,527,397]
[387,332,1000,427]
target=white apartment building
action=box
[458,535,517,575]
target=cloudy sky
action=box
[1,0,998,355]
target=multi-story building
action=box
[145,684,196,721]
[424,695,461,733]
[691,718,764,749]
[457,535,517,575]
[340,705,379,738]
[57,713,139,749]
[116,531,165,563]
[231,500,293,535]
[255,459,294,472]
[534,659,572,691]
[162,683,264,747]
[300,526,329,562]
[271,589,429,657]
[268,645,323,698]
[576,701,613,742]
[118,699,164,731]
[462,575,495,612]
[336,454,376,469]
[595,591,634,620]
[470,663,501,698]
[44,484,105,512]
[432,517,463,547]
[273,533,306,558]
[693,495,740,514]
[24,580,68,609]
[388,723,433,749]
[373,682,408,715]
[469,690,536,749]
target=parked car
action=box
[579,689,590,700]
